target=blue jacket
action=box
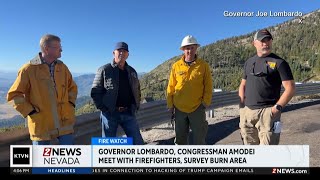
[91,61,141,114]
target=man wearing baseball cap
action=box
[91,42,144,145]
[167,35,212,145]
[238,29,295,145]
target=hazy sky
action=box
[1,0,319,73]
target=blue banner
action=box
[32,168,92,174]
[91,137,133,145]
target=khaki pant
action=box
[239,106,281,145]
[174,105,208,145]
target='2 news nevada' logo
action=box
[10,145,32,167]
[42,147,81,165]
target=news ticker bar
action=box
[10,167,310,175]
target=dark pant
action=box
[174,105,208,145]
[100,110,144,145]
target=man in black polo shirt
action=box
[238,29,296,145]
[91,42,144,145]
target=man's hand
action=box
[271,105,281,117]
[168,108,175,128]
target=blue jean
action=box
[32,134,74,145]
[100,111,144,145]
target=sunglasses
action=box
[250,62,268,77]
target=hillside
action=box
[140,10,320,100]
[74,74,95,97]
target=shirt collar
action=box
[181,54,198,66]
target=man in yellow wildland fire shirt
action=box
[167,35,212,145]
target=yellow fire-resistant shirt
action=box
[166,56,213,113]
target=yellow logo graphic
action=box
[267,62,276,69]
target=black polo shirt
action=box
[116,68,134,107]
[242,53,294,109]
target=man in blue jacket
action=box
[91,42,144,145]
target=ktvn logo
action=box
[10,145,32,167]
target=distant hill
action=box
[74,74,95,97]
[140,9,320,100]
[0,87,9,104]
[72,72,92,77]
[0,71,16,89]
[138,72,147,79]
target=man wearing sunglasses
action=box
[238,29,295,145]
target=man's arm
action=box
[137,78,141,110]
[91,68,107,111]
[272,80,296,113]
[239,61,247,108]
[66,66,78,107]
[238,79,246,107]
[273,60,296,113]
[7,67,34,117]
[166,64,177,110]
[203,63,213,107]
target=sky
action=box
[0,0,319,74]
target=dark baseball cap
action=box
[114,42,129,52]
[254,29,273,41]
